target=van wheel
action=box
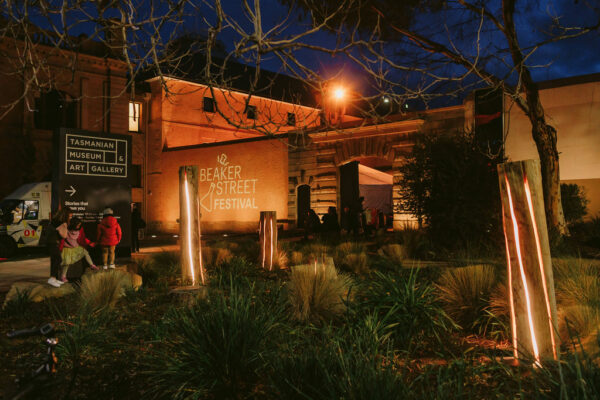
[0,236,17,258]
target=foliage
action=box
[361,270,457,354]
[271,340,408,399]
[137,251,180,288]
[1,288,33,317]
[436,265,499,334]
[396,228,436,260]
[287,262,352,324]
[79,270,133,313]
[398,131,503,250]
[561,183,589,224]
[333,242,369,274]
[144,280,282,399]
[377,244,407,266]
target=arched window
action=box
[34,90,77,130]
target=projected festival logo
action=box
[200,153,258,213]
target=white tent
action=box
[358,164,393,214]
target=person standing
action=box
[131,204,144,253]
[47,207,72,287]
[96,208,122,269]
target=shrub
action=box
[397,130,503,251]
[395,227,435,259]
[144,281,281,399]
[362,271,456,354]
[137,251,180,288]
[334,242,369,274]
[290,251,304,266]
[301,242,330,261]
[270,342,408,400]
[1,288,33,317]
[436,265,498,333]
[561,183,589,224]
[377,244,407,266]
[79,270,133,312]
[287,262,352,324]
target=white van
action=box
[0,182,52,257]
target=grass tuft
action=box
[287,262,352,324]
[79,270,132,312]
[436,265,498,333]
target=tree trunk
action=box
[530,123,568,236]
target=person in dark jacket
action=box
[96,208,122,269]
[47,207,72,287]
[131,204,144,253]
[321,206,340,234]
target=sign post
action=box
[52,129,132,255]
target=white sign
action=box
[65,134,128,178]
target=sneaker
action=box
[103,265,108,270]
[90,264,99,271]
[47,277,62,288]
[60,276,69,283]
[109,264,116,269]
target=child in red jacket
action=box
[96,208,122,269]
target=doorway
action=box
[297,184,311,228]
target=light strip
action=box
[270,218,274,271]
[505,174,540,364]
[523,176,557,359]
[197,200,205,285]
[262,219,266,269]
[502,213,519,358]
[184,171,196,285]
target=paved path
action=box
[0,257,49,292]
[0,245,182,293]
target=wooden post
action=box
[179,166,204,285]
[498,160,559,364]
[259,211,277,270]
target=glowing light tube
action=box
[505,174,540,365]
[502,216,519,358]
[523,176,557,359]
[184,171,196,285]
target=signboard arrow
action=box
[65,185,76,197]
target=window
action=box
[287,112,296,126]
[34,90,77,130]
[203,97,215,113]
[129,102,141,132]
[245,105,257,120]
[23,200,39,220]
[131,164,142,188]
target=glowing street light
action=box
[333,86,346,101]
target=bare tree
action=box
[1,0,598,234]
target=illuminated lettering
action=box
[200,153,259,213]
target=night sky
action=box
[14,0,600,98]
